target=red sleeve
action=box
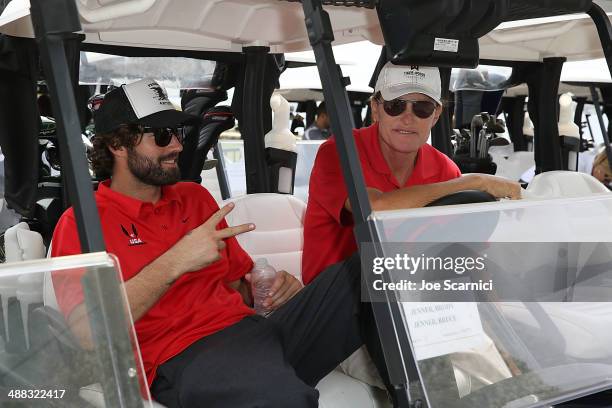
[50,210,86,320]
[221,216,253,282]
[447,161,462,180]
[308,140,353,226]
[195,186,253,282]
[439,153,462,181]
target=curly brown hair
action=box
[89,126,143,179]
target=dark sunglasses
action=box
[377,97,437,119]
[125,125,184,147]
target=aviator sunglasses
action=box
[376,96,437,119]
[125,125,185,147]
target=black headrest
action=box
[201,106,234,129]
[182,106,235,182]
[181,89,228,113]
[197,107,234,152]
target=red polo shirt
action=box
[51,181,254,387]
[302,124,461,284]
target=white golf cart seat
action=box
[3,221,45,348]
[222,193,306,281]
[222,193,391,408]
[524,170,610,198]
[499,302,612,361]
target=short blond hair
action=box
[593,149,612,180]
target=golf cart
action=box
[1,1,612,408]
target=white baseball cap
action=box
[374,62,442,105]
[94,78,199,133]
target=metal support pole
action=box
[213,145,231,199]
[29,1,143,406]
[587,2,612,171]
[430,67,453,158]
[574,97,586,141]
[242,47,271,193]
[588,3,612,82]
[501,96,528,151]
[301,1,428,406]
[589,86,612,170]
[526,58,565,174]
[585,114,595,143]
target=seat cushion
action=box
[499,302,612,360]
[4,222,46,262]
[223,193,389,407]
[316,370,391,408]
[79,383,166,408]
[223,193,306,281]
[525,170,610,199]
[223,193,305,230]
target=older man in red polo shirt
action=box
[302,62,521,401]
[303,63,521,285]
[51,79,378,408]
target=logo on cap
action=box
[121,223,146,246]
[148,82,169,103]
[404,70,425,79]
[411,65,420,70]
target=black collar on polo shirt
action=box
[97,180,182,219]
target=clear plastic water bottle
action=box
[251,258,277,316]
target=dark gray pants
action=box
[151,253,367,408]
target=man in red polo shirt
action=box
[52,79,371,408]
[303,63,521,285]
[302,63,521,402]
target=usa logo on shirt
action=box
[121,223,146,246]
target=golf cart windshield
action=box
[0,252,152,406]
[79,52,217,90]
[368,195,612,407]
[450,66,513,92]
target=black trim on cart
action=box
[431,67,453,158]
[301,1,425,407]
[241,47,272,193]
[213,146,231,200]
[29,0,143,406]
[501,96,528,152]
[526,57,565,174]
[589,86,612,169]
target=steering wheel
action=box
[425,190,496,207]
[386,190,499,242]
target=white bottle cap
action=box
[254,258,269,269]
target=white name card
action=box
[402,302,487,360]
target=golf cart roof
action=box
[2,0,612,62]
